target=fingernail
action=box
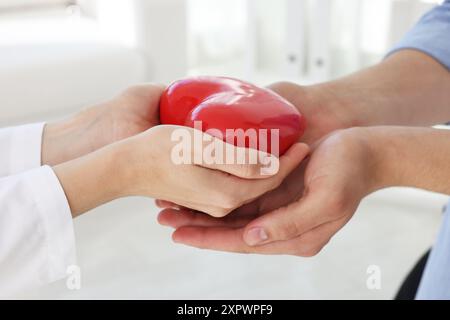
[245,227,269,246]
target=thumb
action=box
[242,182,334,246]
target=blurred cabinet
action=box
[306,0,331,81]
[192,0,441,82]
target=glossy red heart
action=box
[159,76,306,155]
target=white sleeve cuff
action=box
[24,165,76,284]
[0,123,45,177]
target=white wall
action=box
[78,0,188,84]
[0,0,189,126]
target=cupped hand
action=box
[155,81,350,211]
[42,84,165,165]
[158,128,382,256]
[124,125,310,218]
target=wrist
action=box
[357,126,426,191]
[369,126,449,190]
[115,129,161,198]
[42,104,112,166]
[306,81,364,129]
[357,127,399,191]
[273,81,359,143]
[42,119,73,166]
[53,138,130,217]
[333,127,401,195]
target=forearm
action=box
[310,50,450,128]
[367,126,450,195]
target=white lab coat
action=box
[0,123,76,297]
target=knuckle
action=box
[278,223,300,240]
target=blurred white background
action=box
[1,0,448,299]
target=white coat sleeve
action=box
[0,124,76,297]
[0,123,46,177]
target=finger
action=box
[227,200,260,217]
[172,216,348,256]
[166,125,309,216]
[171,226,307,255]
[191,129,274,179]
[171,143,308,218]
[154,199,195,212]
[230,160,306,217]
[155,197,230,217]
[154,193,213,215]
[193,128,310,179]
[158,208,256,229]
[286,215,351,256]
[170,126,274,179]
[172,227,253,253]
[157,183,287,228]
[162,162,244,216]
[242,181,342,246]
[155,199,181,209]
[168,124,310,216]
[240,143,309,199]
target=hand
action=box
[156,81,355,240]
[158,50,450,255]
[158,127,383,256]
[42,84,165,166]
[267,81,352,144]
[155,82,352,213]
[54,125,310,218]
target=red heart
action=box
[159,76,306,155]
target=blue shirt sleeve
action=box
[388,0,450,70]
